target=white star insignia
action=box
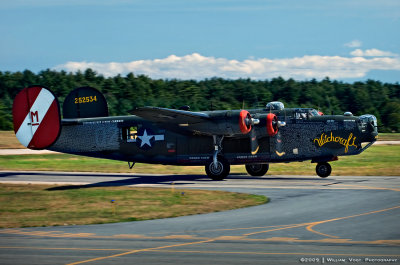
[137,129,154,147]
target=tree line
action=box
[1,69,399,132]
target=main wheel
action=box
[205,157,230,181]
[316,162,332,178]
[245,164,269,176]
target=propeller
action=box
[249,113,286,155]
[272,114,287,156]
[275,129,284,156]
[250,128,259,155]
[238,110,286,155]
[244,113,260,155]
[266,113,278,136]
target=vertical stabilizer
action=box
[12,86,61,149]
[63,86,108,119]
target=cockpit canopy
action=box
[266,101,284,110]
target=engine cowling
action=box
[239,110,252,134]
[266,113,278,136]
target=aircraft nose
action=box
[359,114,378,141]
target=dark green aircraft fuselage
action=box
[49,108,377,166]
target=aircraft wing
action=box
[132,107,210,124]
[132,107,261,142]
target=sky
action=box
[1,0,400,82]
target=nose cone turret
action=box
[359,114,378,142]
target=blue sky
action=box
[1,0,399,82]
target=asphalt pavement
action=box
[0,171,399,265]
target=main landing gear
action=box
[205,156,230,181]
[205,136,230,181]
[245,164,269,176]
[205,161,271,180]
[315,162,332,178]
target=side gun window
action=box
[126,126,138,142]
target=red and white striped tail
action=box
[12,86,61,150]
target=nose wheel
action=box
[316,162,332,178]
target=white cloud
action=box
[54,52,400,80]
[344,40,362,48]
[350,48,398,57]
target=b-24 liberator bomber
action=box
[13,86,378,180]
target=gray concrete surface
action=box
[0,171,399,265]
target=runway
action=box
[0,171,399,265]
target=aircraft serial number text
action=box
[74,96,97,104]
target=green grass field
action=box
[0,184,267,228]
[0,145,399,176]
[377,133,400,141]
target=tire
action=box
[316,162,332,178]
[245,164,269,177]
[205,157,230,181]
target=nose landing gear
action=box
[316,162,332,178]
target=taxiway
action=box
[0,171,399,265]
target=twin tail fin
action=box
[12,86,108,149]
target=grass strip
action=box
[0,131,25,149]
[0,145,399,176]
[377,133,400,141]
[0,184,268,228]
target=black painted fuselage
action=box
[49,108,377,166]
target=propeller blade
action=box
[250,129,259,155]
[274,130,286,157]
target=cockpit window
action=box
[295,112,308,119]
[294,109,321,119]
[308,109,320,117]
